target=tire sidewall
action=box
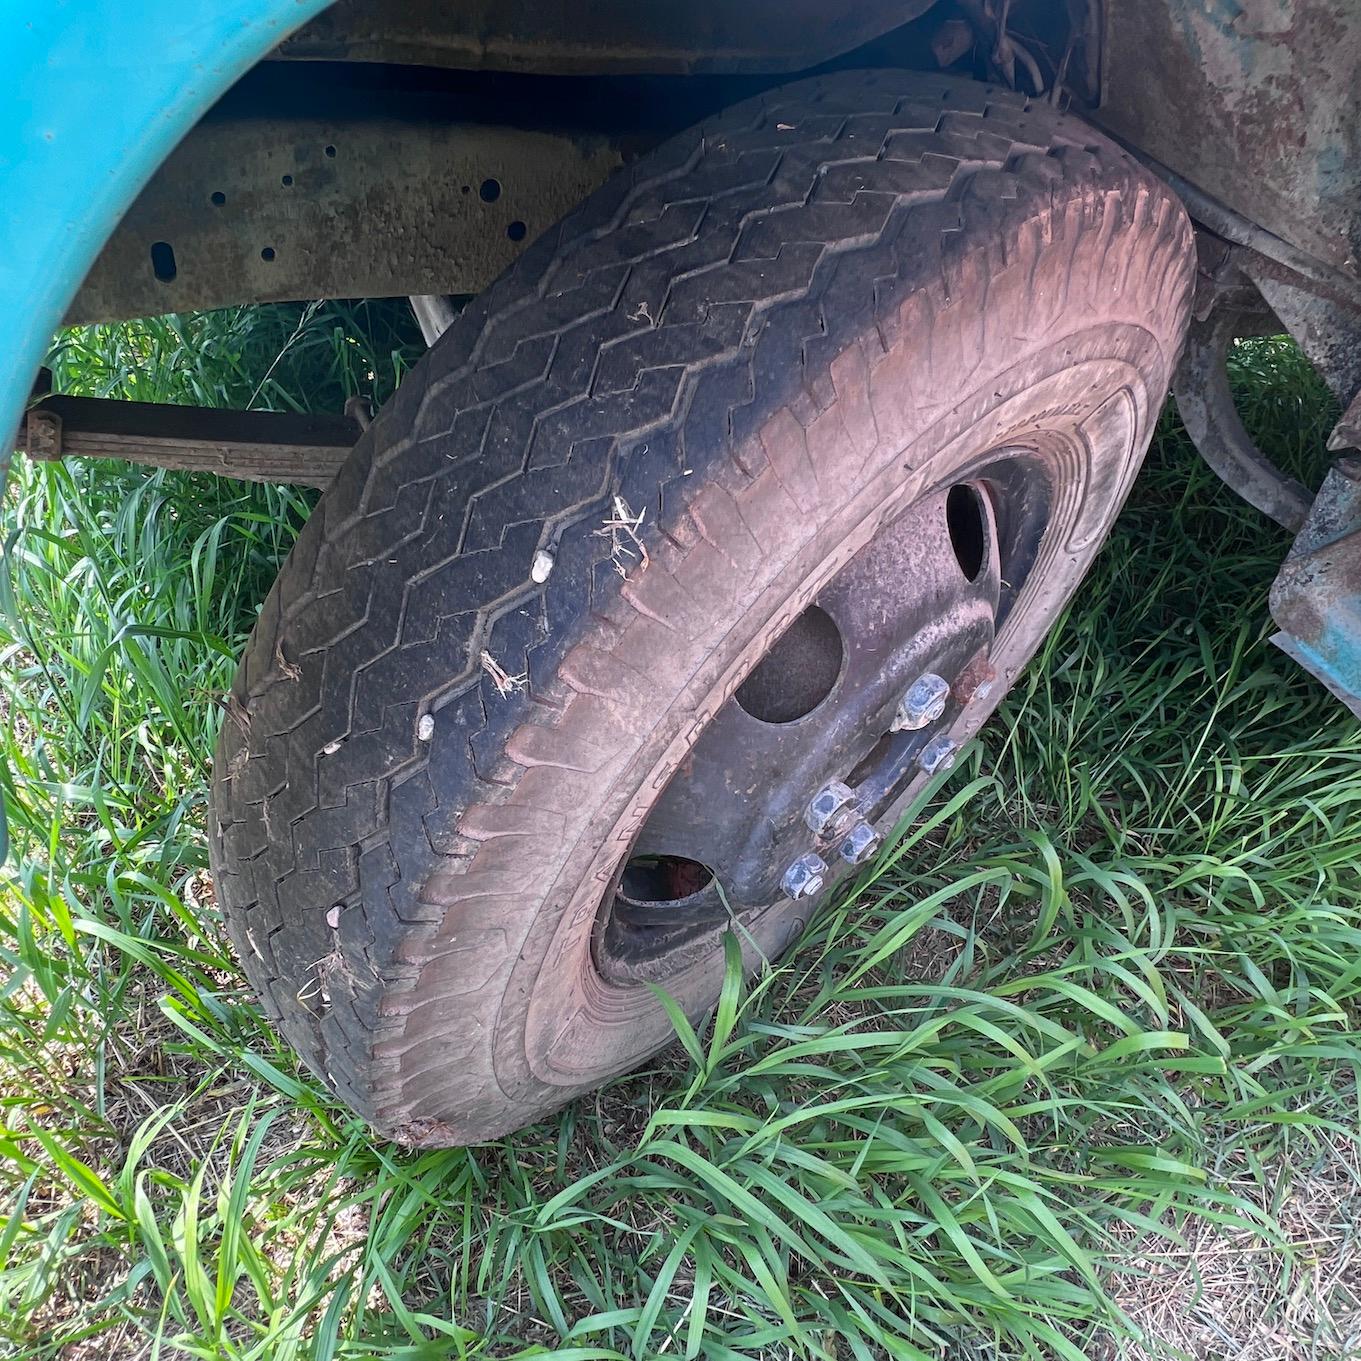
[487,321,1164,1121]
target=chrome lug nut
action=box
[805,780,858,835]
[838,818,882,866]
[782,852,829,900]
[918,734,958,775]
[892,672,950,731]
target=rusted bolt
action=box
[782,851,828,901]
[892,672,949,731]
[918,734,957,776]
[22,408,63,462]
[838,818,881,866]
[805,780,858,835]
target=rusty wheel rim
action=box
[594,450,1052,980]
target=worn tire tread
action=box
[210,70,1192,1139]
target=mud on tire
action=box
[210,70,1194,1144]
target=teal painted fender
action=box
[0,0,333,455]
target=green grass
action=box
[45,301,423,413]
[0,314,1357,1360]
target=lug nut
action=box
[838,818,882,866]
[805,780,858,835]
[918,734,957,775]
[892,672,950,731]
[782,851,829,900]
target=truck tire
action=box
[209,70,1194,1145]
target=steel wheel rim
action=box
[593,447,1054,982]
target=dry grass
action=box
[1113,1134,1361,1359]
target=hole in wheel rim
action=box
[946,483,988,581]
[618,856,715,905]
[735,604,843,724]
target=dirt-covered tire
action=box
[209,70,1194,1145]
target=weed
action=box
[0,323,1355,1359]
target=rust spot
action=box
[952,646,997,705]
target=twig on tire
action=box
[481,650,527,697]
[595,496,650,577]
[223,692,252,738]
[301,927,377,1006]
[274,639,302,682]
[299,946,349,1006]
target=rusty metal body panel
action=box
[277,0,936,76]
[71,113,623,325]
[1098,0,1361,284]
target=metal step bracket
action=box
[1269,455,1361,719]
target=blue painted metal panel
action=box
[0,0,333,459]
[1270,457,1361,720]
